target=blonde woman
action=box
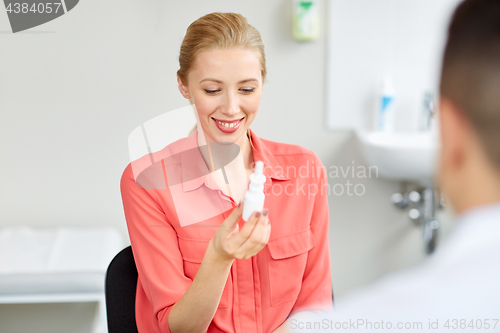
[121,12,333,333]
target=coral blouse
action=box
[120,128,333,333]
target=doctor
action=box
[288,0,500,331]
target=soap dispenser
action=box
[292,0,319,41]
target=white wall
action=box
[326,0,461,131]
[0,0,454,332]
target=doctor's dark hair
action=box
[177,12,267,86]
[440,0,500,168]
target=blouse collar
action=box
[180,128,290,193]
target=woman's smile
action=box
[212,116,245,133]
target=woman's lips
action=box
[212,117,244,133]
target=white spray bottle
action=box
[242,161,266,221]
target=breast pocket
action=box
[177,237,231,308]
[267,227,316,306]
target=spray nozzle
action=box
[248,161,266,193]
[254,161,264,176]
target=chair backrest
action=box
[105,246,139,333]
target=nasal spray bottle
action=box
[242,161,266,221]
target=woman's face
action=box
[178,47,263,145]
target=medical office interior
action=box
[1,0,465,332]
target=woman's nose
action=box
[221,91,240,116]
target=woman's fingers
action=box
[234,210,270,259]
[221,202,243,234]
[225,210,260,249]
[241,220,269,259]
[242,217,271,259]
[261,218,271,245]
[217,204,271,260]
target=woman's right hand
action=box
[210,202,270,262]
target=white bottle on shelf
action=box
[242,161,266,222]
[376,76,396,132]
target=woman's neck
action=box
[197,129,254,171]
[241,129,254,170]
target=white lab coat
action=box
[289,203,500,333]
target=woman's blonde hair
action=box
[177,12,267,86]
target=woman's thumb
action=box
[225,201,244,227]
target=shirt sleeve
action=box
[289,153,334,316]
[120,163,192,333]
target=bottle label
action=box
[379,96,394,130]
[381,96,393,113]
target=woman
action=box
[120,12,333,333]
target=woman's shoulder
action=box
[260,137,313,155]
[259,137,321,164]
[120,135,191,187]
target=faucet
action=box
[419,91,436,131]
[391,186,443,254]
[421,187,440,254]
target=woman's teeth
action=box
[217,120,240,128]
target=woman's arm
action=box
[167,239,233,333]
[168,204,270,332]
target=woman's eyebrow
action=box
[239,78,259,83]
[199,78,222,83]
[199,78,259,84]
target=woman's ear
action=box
[177,75,191,99]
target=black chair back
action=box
[105,246,139,333]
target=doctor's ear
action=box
[177,75,191,99]
[439,97,471,170]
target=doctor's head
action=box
[177,12,266,146]
[438,0,500,213]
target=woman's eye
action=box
[204,89,220,95]
[240,88,255,93]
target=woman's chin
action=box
[207,126,245,143]
[212,133,242,144]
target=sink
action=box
[355,130,440,185]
